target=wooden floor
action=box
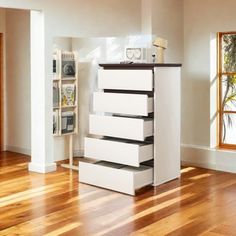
[1,152,236,236]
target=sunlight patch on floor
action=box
[94,193,195,236]
[181,167,196,173]
[190,173,212,180]
[44,222,81,236]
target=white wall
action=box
[182,0,236,172]
[0,0,184,167]
[0,0,142,165]
[57,36,154,160]
[140,0,183,62]
[141,0,152,34]
[151,0,183,63]
[5,9,31,154]
[53,38,72,52]
[71,36,139,156]
[0,0,141,37]
[183,0,236,146]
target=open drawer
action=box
[98,69,153,91]
[89,114,153,141]
[79,161,153,195]
[84,137,153,167]
[93,92,153,116]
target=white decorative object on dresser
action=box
[79,63,181,195]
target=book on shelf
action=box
[53,110,59,135]
[53,52,59,80]
[61,111,75,134]
[61,52,76,78]
[53,82,59,107]
[61,84,76,106]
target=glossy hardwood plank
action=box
[1,152,236,235]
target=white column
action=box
[28,10,56,173]
[210,33,218,148]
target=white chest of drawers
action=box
[79,63,181,195]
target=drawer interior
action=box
[95,161,124,169]
[111,114,153,121]
[95,160,153,170]
[101,136,153,146]
[120,165,153,172]
[104,89,154,97]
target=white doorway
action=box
[0,7,54,172]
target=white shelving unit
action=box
[79,63,181,195]
[53,49,79,171]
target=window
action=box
[218,32,236,148]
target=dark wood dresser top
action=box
[99,63,182,69]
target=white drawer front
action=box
[89,115,153,141]
[98,69,153,91]
[79,161,153,195]
[85,137,153,167]
[93,92,153,116]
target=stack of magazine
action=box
[53,52,58,80]
[61,111,75,134]
[53,82,59,107]
[61,84,76,106]
[53,110,59,135]
[61,52,76,78]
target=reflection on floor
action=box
[1,151,236,235]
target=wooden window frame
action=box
[218,32,236,149]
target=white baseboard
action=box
[54,149,84,161]
[181,144,236,173]
[28,162,57,173]
[74,149,84,157]
[5,145,31,156]
[4,145,84,161]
